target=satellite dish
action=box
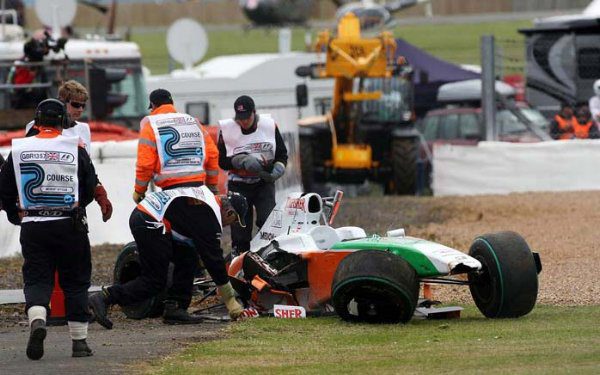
[35,0,77,39]
[167,18,208,71]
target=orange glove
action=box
[94,185,113,222]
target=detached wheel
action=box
[331,250,419,323]
[389,137,417,195]
[113,242,165,319]
[468,231,539,318]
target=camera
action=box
[23,31,67,62]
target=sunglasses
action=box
[69,101,86,109]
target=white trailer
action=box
[145,52,334,125]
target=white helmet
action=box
[594,79,600,97]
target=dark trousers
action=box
[108,209,199,308]
[166,198,228,286]
[228,180,276,253]
[108,198,228,307]
[20,219,91,322]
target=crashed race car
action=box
[114,191,542,323]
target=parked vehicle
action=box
[417,80,550,188]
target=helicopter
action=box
[240,0,432,29]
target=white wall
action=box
[433,140,600,196]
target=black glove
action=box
[231,154,246,169]
[232,154,263,173]
[259,162,285,183]
[6,210,21,226]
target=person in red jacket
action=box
[129,89,220,324]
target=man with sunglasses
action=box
[25,80,113,222]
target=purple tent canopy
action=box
[395,38,480,84]
[394,39,480,116]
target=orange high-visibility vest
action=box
[554,115,574,140]
[572,119,594,139]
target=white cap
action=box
[594,79,600,96]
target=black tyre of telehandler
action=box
[112,242,166,319]
[388,137,417,195]
[331,250,419,323]
[468,231,540,318]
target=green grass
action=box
[146,305,600,374]
[131,20,534,75]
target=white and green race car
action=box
[226,190,542,323]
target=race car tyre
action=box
[299,135,315,193]
[331,250,419,323]
[468,231,539,318]
[388,137,417,195]
[113,242,165,319]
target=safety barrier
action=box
[433,140,600,196]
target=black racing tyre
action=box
[388,137,417,195]
[468,231,539,318]
[299,135,315,193]
[113,242,165,319]
[331,250,419,323]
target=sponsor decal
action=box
[146,194,164,211]
[285,198,305,211]
[36,210,64,217]
[246,252,278,276]
[233,142,273,154]
[259,231,275,241]
[239,307,259,319]
[273,305,306,319]
[20,151,75,164]
[272,210,283,228]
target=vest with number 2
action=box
[138,185,222,228]
[219,114,276,181]
[12,135,79,214]
[148,113,206,185]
